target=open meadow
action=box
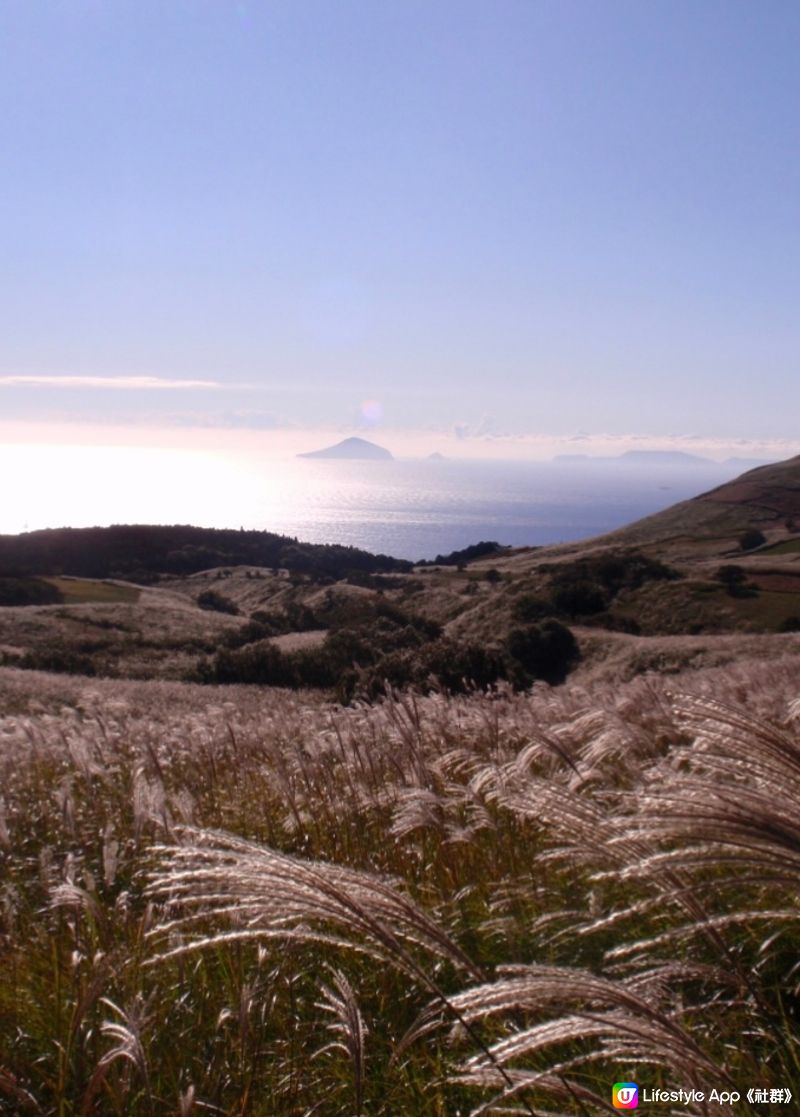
[2,646,800,1115]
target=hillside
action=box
[603,452,800,552]
[0,524,411,582]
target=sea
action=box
[256,457,748,559]
[4,445,759,562]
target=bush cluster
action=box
[0,576,62,606]
[417,540,506,567]
[196,589,240,615]
[199,597,579,700]
[18,643,97,675]
[515,550,680,624]
[716,565,758,598]
[739,528,767,551]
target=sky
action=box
[1,0,800,459]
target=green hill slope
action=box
[604,454,800,551]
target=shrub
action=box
[197,589,240,615]
[201,641,291,685]
[506,619,580,685]
[349,638,508,700]
[418,638,508,692]
[716,565,758,598]
[739,528,766,551]
[222,620,274,648]
[591,551,679,590]
[552,578,608,617]
[279,601,317,630]
[19,644,97,675]
[512,593,553,622]
[0,576,62,606]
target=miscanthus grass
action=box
[0,656,799,1114]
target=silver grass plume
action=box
[145,826,479,979]
[146,828,539,1113]
[315,967,368,1117]
[444,964,736,1116]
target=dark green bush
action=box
[223,620,274,648]
[418,540,505,567]
[347,638,509,702]
[512,594,553,622]
[201,641,291,685]
[506,619,580,685]
[197,589,240,615]
[715,565,758,598]
[418,638,508,691]
[0,577,62,607]
[284,601,319,630]
[739,528,767,552]
[19,645,97,676]
[590,552,679,591]
[544,551,680,620]
[552,578,608,617]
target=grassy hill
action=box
[603,451,800,551]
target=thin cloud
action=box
[0,375,223,390]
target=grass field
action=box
[1,654,799,1115]
[763,538,800,555]
[44,577,141,605]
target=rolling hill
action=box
[603,453,800,551]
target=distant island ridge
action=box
[297,443,768,467]
[298,436,393,460]
[553,450,772,468]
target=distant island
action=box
[297,436,393,460]
[554,450,714,466]
[618,450,713,465]
[552,450,773,469]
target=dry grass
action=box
[0,591,241,680]
[1,653,799,1113]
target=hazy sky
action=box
[2,0,799,447]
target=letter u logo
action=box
[613,1083,639,1108]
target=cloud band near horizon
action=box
[0,375,223,390]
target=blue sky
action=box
[1,0,799,448]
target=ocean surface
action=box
[5,446,755,561]
[257,458,744,559]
